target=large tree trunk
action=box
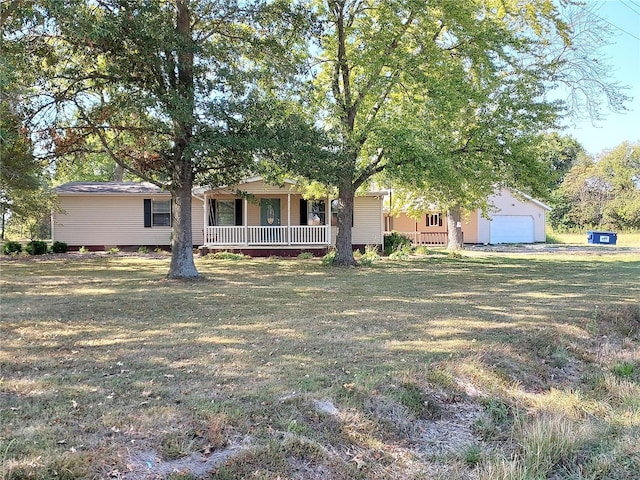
[446,204,464,251]
[167,177,199,279]
[166,0,199,279]
[334,181,357,266]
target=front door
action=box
[260,199,281,226]
[260,199,282,243]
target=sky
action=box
[560,0,640,155]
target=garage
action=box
[490,215,535,244]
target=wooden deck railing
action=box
[386,231,455,246]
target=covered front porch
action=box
[198,179,333,248]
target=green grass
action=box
[1,251,639,479]
[546,229,640,247]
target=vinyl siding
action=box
[353,196,384,245]
[53,195,204,247]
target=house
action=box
[52,178,386,255]
[385,189,551,245]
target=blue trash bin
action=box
[587,231,617,245]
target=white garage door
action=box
[490,216,535,244]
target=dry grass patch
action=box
[1,252,639,479]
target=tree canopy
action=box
[267,0,629,260]
[549,141,640,231]
[5,0,310,277]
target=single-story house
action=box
[385,189,551,245]
[52,178,386,255]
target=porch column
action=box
[203,193,208,244]
[244,198,248,245]
[287,193,291,245]
[326,194,331,246]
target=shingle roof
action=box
[55,182,168,195]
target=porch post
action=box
[287,193,291,245]
[326,194,331,246]
[203,193,208,244]
[244,198,248,245]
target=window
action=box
[427,213,443,227]
[308,200,326,225]
[152,200,171,226]
[143,199,171,227]
[216,200,236,226]
[208,199,243,226]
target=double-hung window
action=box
[426,213,443,227]
[152,200,171,226]
[144,198,171,227]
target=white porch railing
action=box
[204,225,328,246]
[204,226,246,245]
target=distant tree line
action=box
[548,141,640,232]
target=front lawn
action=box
[1,251,638,479]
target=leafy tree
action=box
[1,5,52,240]
[7,0,309,278]
[550,141,640,231]
[273,0,627,259]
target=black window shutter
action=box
[235,199,243,226]
[300,199,308,225]
[144,199,152,227]
[439,215,443,227]
[208,199,216,226]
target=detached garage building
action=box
[475,190,550,244]
[386,189,551,245]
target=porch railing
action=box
[387,231,454,246]
[204,225,328,246]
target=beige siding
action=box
[230,180,298,196]
[352,196,384,245]
[191,197,205,244]
[54,194,204,247]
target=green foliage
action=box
[51,241,68,253]
[462,444,484,467]
[2,241,22,255]
[359,245,380,267]
[611,362,635,378]
[550,142,640,231]
[321,249,336,266]
[297,251,314,260]
[78,246,89,254]
[206,251,246,261]
[107,247,120,255]
[24,240,47,255]
[137,246,149,254]
[384,231,412,255]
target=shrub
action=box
[78,246,89,253]
[321,249,336,266]
[359,244,380,267]
[51,241,68,253]
[2,241,22,255]
[207,251,246,260]
[384,231,412,255]
[297,251,314,260]
[137,246,149,254]
[24,240,48,255]
[107,247,120,254]
[389,244,412,260]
